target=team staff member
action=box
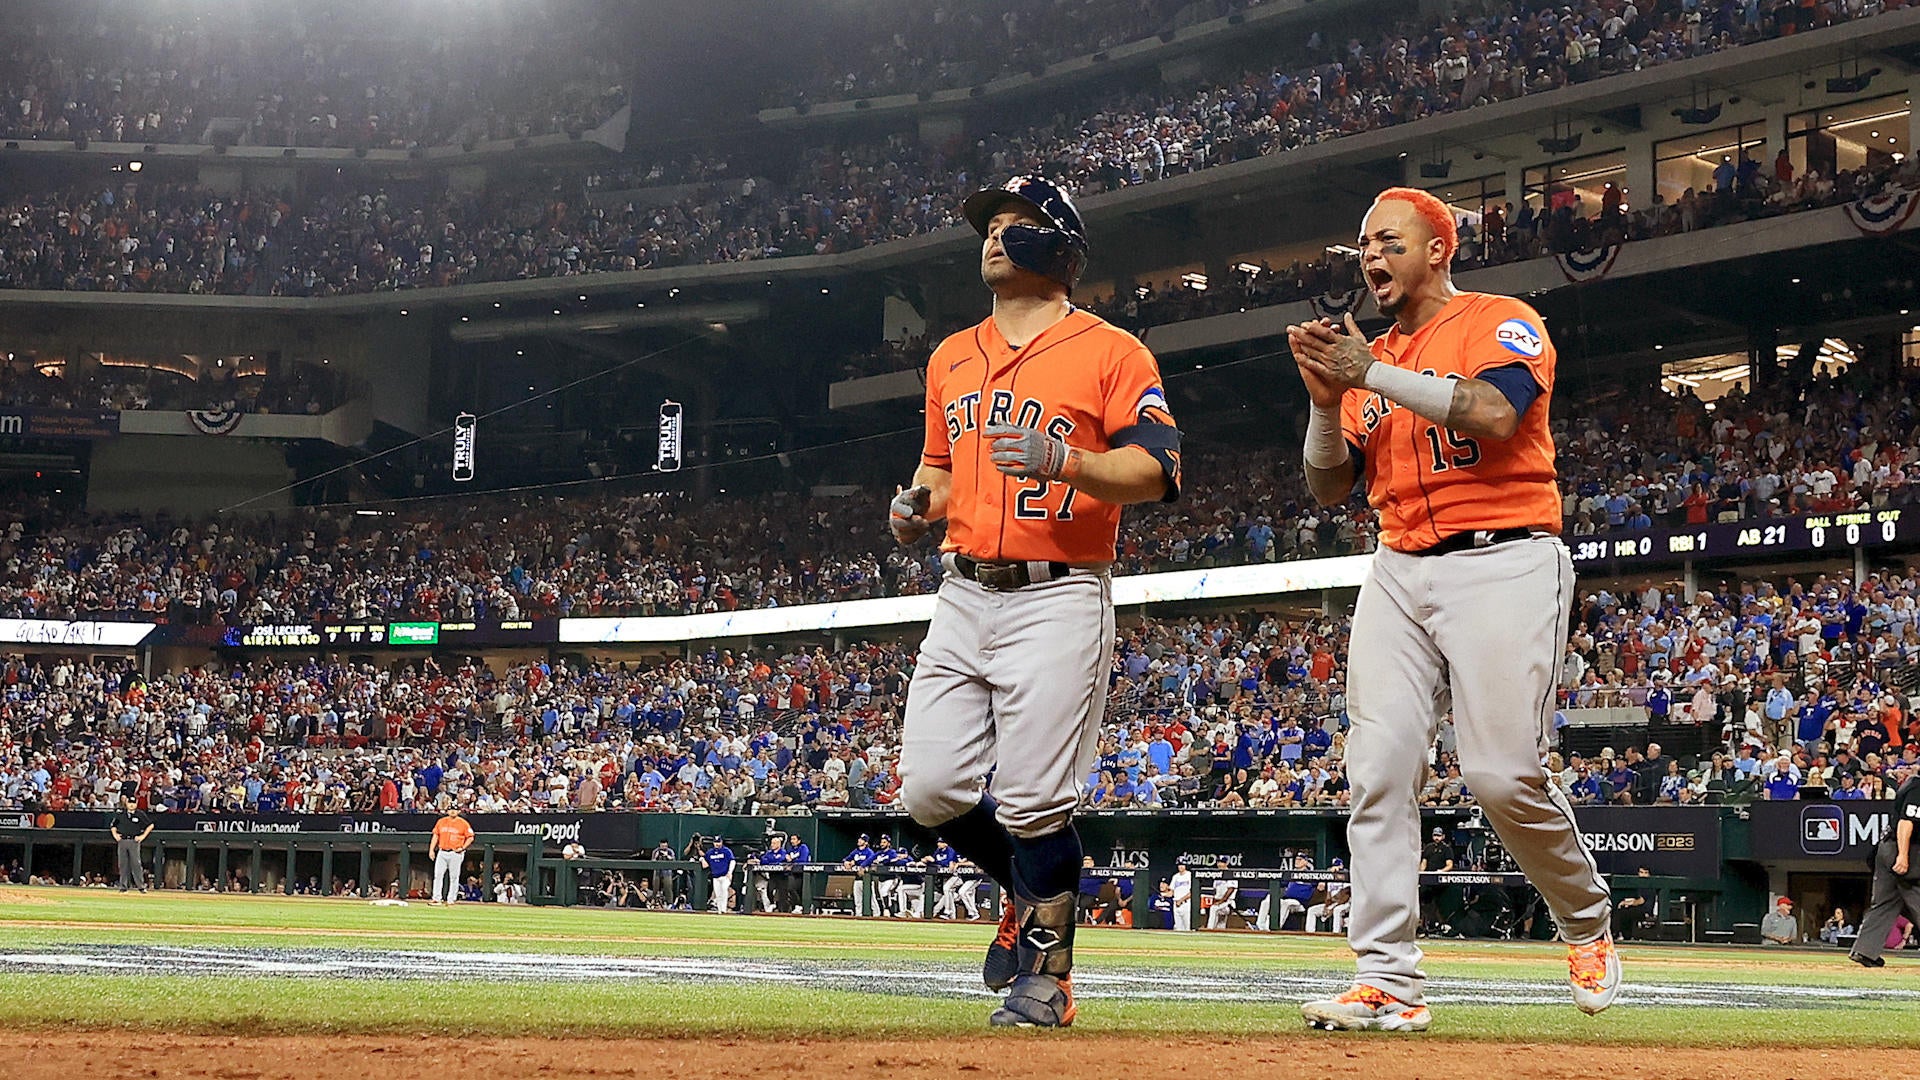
[1290,187,1618,1033]
[1851,760,1920,967]
[1206,859,1239,930]
[700,837,735,914]
[428,805,473,906]
[840,833,881,916]
[1306,860,1353,934]
[890,175,1181,1028]
[781,832,810,914]
[1170,860,1193,932]
[873,836,911,915]
[109,797,154,893]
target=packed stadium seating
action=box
[6,358,1916,622]
[1092,154,1920,332]
[0,0,627,149]
[0,0,1901,296]
[768,0,1859,107]
[0,358,345,415]
[768,0,1245,106]
[7,572,1920,822]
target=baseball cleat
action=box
[989,974,1075,1027]
[1300,984,1431,1032]
[1850,952,1886,969]
[1568,934,1622,1015]
[983,898,1018,990]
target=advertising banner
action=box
[0,619,156,647]
[152,619,559,649]
[0,407,119,440]
[39,811,647,853]
[1746,800,1894,862]
[1570,805,1720,876]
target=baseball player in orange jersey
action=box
[1288,187,1620,1032]
[889,176,1182,1028]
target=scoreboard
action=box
[1568,507,1920,569]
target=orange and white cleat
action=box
[1301,984,1431,1032]
[1568,934,1622,1015]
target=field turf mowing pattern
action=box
[0,887,1913,1045]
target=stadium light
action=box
[127,160,142,172]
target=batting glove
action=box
[889,484,932,544]
[984,423,1074,481]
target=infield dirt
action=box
[11,1033,1881,1080]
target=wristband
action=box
[1058,445,1086,483]
[1302,405,1350,470]
[1360,362,1459,425]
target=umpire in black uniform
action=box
[110,797,155,893]
[1850,760,1920,967]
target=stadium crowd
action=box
[5,569,1920,827]
[1,360,346,416]
[4,353,1916,623]
[771,0,1255,105]
[0,0,1903,296]
[0,0,626,149]
[1092,148,1920,332]
[773,0,1876,105]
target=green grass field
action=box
[0,888,1913,1045]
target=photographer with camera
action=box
[755,834,788,913]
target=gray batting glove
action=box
[984,423,1070,480]
[889,485,932,544]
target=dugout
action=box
[0,829,543,900]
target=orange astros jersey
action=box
[923,308,1179,564]
[1339,292,1560,553]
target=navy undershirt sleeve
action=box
[1475,363,1543,417]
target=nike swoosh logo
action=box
[949,361,966,372]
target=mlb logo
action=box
[1801,805,1845,855]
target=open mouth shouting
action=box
[1364,263,1396,308]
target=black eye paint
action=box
[1386,243,1408,255]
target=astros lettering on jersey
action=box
[1339,292,1559,552]
[923,307,1181,563]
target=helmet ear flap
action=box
[998,223,1085,290]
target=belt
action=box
[1406,527,1539,557]
[948,554,1071,591]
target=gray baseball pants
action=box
[1344,537,1610,1004]
[117,839,145,891]
[1851,847,1920,962]
[899,570,1114,839]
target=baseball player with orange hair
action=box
[889,176,1181,1028]
[1288,187,1619,1032]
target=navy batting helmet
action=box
[962,175,1089,289]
